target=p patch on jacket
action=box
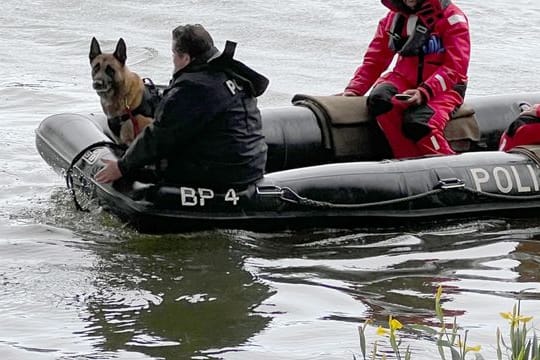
[225,78,244,95]
[210,40,269,97]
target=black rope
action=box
[275,183,540,210]
[460,186,540,201]
[65,141,126,212]
[279,187,444,209]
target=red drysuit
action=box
[499,104,540,151]
[345,0,470,158]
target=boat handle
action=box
[256,185,284,196]
[437,178,465,189]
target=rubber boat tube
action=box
[35,93,540,232]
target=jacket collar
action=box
[169,41,269,97]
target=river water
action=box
[2,0,540,359]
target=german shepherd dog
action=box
[89,37,155,145]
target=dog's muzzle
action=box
[92,79,111,93]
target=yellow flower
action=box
[456,340,481,352]
[376,326,390,336]
[466,344,482,352]
[500,312,534,325]
[389,316,403,331]
[376,316,403,337]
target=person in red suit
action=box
[499,102,540,151]
[343,0,470,158]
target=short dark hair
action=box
[172,24,214,58]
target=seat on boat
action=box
[292,94,480,160]
[509,144,540,166]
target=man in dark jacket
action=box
[96,24,268,190]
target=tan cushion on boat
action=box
[452,103,475,119]
[445,103,479,141]
[292,94,388,159]
[508,145,540,166]
[292,94,480,155]
[445,103,479,152]
[292,94,369,125]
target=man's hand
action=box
[95,159,123,184]
[400,89,423,105]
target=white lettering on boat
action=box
[529,165,540,191]
[180,187,198,206]
[470,168,489,190]
[493,167,512,193]
[198,188,215,206]
[180,187,239,206]
[83,149,99,164]
[511,166,531,192]
[469,165,540,193]
[225,189,240,205]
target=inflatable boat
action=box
[35,93,540,233]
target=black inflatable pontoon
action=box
[35,93,540,233]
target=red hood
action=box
[381,0,450,14]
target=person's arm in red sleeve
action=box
[344,13,395,96]
[417,11,470,102]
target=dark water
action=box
[2,0,540,359]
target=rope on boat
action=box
[259,178,540,210]
[460,187,540,201]
[65,141,126,212]
[278,187,444,209]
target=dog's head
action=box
[89,37,127,95]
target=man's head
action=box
[171,24,214,73]
[382,0,428,13]
[402,0,422,9]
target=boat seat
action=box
[292,94,480,159]
[509,145,540,166]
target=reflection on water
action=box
[223,221,540,359]
[81,233,271,359]
[3,190,272,359]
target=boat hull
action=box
[35,93,540,232]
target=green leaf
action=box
[437,340,454,348]
[450,347,461,360]
[438,344,447,360]
[358,326,367,358]
[405,345,411,360]
[409,324,439,335]
[532,333,539,359]
[370,340,378,360]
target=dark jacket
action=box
[118,43,269,190]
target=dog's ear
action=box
[89,37,102,63]
[113,38,127,66]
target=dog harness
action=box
[107,78,161,139]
